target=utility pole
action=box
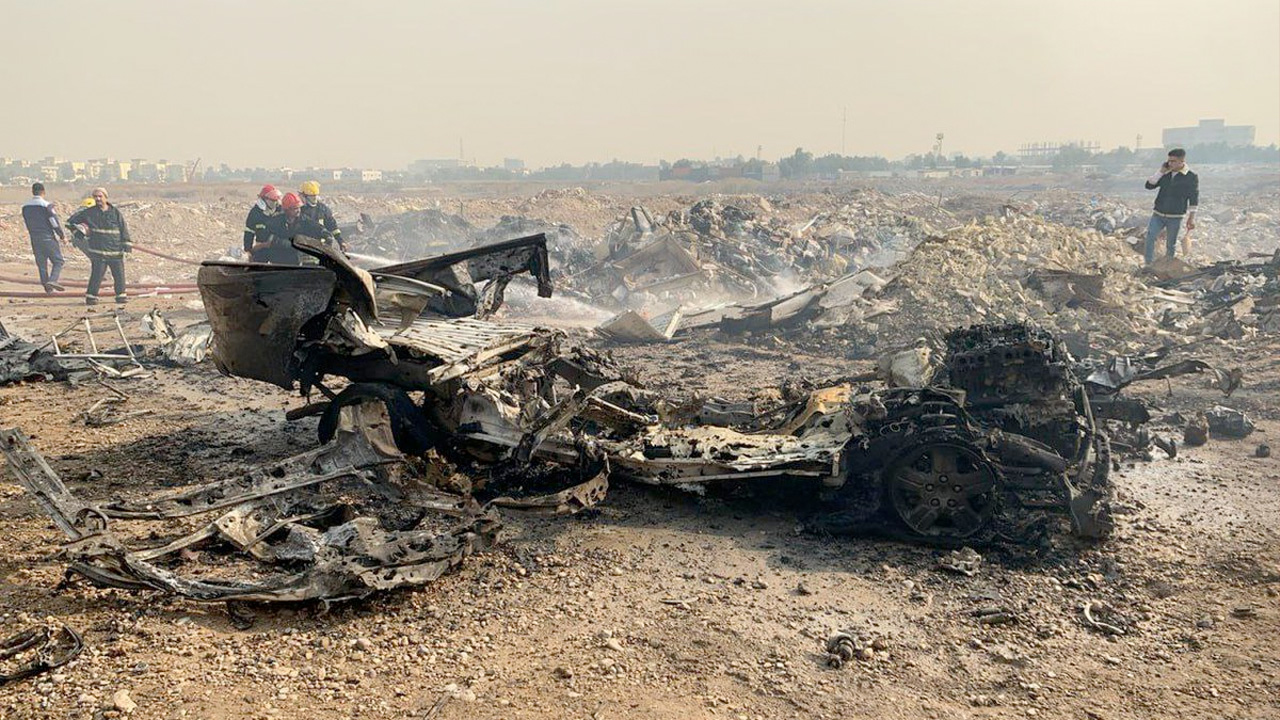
[1136,134,1142,151]
[841,106,847,156]
[933,133,945,163]
[756,145,762,161]
[458,138,464,163]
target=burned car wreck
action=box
[1,234,1121,605]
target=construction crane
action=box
[183,157,201,183]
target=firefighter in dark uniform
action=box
[244,184,282,262]
[66,187,131,306]
[298,180,345,252]
[256,192,335,265]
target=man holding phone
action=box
[1143,148,1199,264]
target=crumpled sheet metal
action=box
[197,263,336,389]
[0,426,501,603]
[609,423,849,486]
[486,465,609,516]
[375,234,552,301]
[141,309,213,366]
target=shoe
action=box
[43,283,54,294]
[114,295,128,305]
[47,281,66,292]
[85,295,99,307]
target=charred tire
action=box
[317,383,435,456]
[884,440,999,540]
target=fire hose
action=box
[0,287,200,298]
[0,242,205,297]
[0,274,197,290]
[132,244,206,266]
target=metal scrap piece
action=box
[0,622,84,687]
[0,427,501,603]
[1082,600,1126,636]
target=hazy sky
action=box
[3,0,1277,169]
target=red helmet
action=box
[281,192,303,211]
[259,184,282,201]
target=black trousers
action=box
[86,256,127,303]
[31,238,65,286]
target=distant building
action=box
[410,158,462,175]
[360,169,383,183]
[503,158,525,172]
[1162,119,1255,148]
[1018,141,1100,162]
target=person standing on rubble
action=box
[20,182,67,294]
[66,187,131,306]
[244,184,283,262]
[257,192,335,265]
[298,180,345,252]
[1143,148,1198,264]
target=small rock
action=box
[111,689,138,714]
[453,688,477,703]
[795,581,813,596]
[553,666,574,679]
[354,638,373,652]
[604,638,623,652]
[1256,444,1271,458]
[1195,615,1215,628]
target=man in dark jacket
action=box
[20,182,67,293]
[1143,148,1199,264]
[66,187,131,305]
[298,180,345,252]
[244,184,282,262]
[257,192,335,265]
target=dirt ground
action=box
[1,184,1278,720]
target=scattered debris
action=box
[937,547,983,576]
[596,309,681,343]
[1082,600,1127,636]
[823,631,884,668]
[1205,406,1256,439]
[1184,415,1210,447]
[75,396,154,427]
[141,308,212,365]
[0,622,84,686]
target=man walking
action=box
[1143,148,1199,264]
[20,183,67,293]
[66,187,131,306]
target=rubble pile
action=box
[341,208,479,259]
[1020,192,1145,236]
[1151,251,1280,338]
[822,215,1172,355]
[1021,188,1280,260]
[567,191,957,336]
[476,215,596,279]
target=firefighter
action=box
[244,184,282,262]
[298,180,345,251]
[66,187,131,306]
[257,192,334,265]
